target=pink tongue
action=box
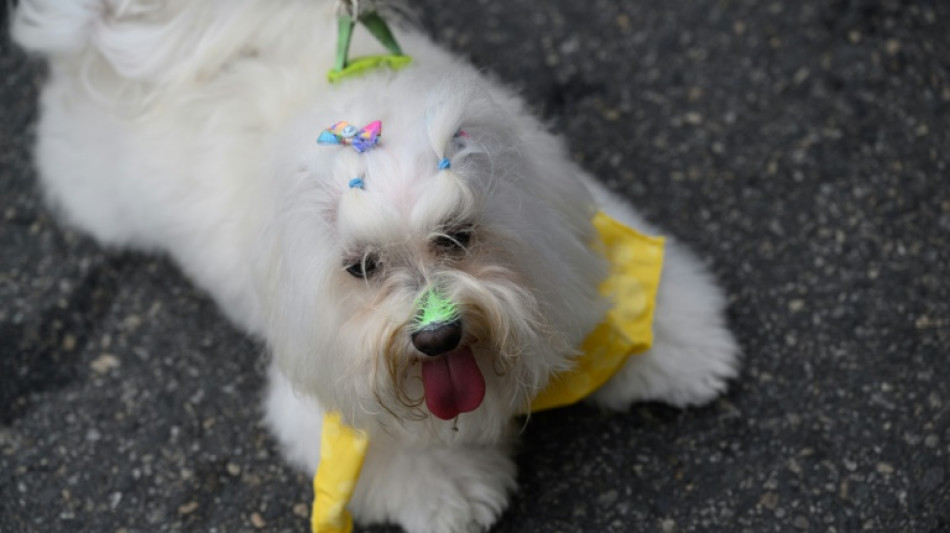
[421,346,486,420]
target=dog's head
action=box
[260,70,607,435]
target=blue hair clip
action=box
[438,157,451,170]
[348,177,365,189]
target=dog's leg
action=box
[589,238,741,409]
[581,179,741,410]
[11,0,210,250]
[349,432,517,533]
[265,364,516,533]
[263,363,326,473]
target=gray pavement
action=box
[1,0,948,531]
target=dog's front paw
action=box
[352,442,516,533]
[395,466,511,533]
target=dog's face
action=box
[260,73,608,435]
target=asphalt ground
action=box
[1,1,948,531]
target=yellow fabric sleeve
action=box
[311,412,369,533]
[529,211,664,412]
[310,212,665,532]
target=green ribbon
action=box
[330,9,412,83]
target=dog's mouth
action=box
[420,345,486,420]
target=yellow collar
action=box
[311,211,665,533]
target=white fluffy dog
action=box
[13,1,740,531]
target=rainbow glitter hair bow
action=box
[317,120,382,153]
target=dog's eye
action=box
[434,226,473,253]
[345,255,379,278]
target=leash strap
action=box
[329,2,411,83]
[333,13,356,73]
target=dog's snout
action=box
[411,320,462,357]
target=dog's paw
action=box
[395,471,510,533]
[591,317,740,409]
[353,443,516,533]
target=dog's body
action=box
[13,1,739,531]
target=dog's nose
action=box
[411,320,462,357]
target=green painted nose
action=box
[414,288,459,330]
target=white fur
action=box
[13,1,740,531]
